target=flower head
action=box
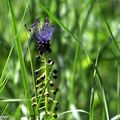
[31,17,53,55]
[32,17,53,42]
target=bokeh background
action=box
[0,0,120,120]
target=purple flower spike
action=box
[42,18,53,41]
[31,17,53,55]
[32,17,53,42]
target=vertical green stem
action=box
[45,55,48,119]
[117,66,120,114]
[70,44,79,104]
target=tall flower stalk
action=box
[26,17,59,119]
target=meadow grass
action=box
[8,0,33,116]
[0,0,120,119]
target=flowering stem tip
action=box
[26,17,59,120]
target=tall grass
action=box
[7,0,33,116]
[0,0,119,119]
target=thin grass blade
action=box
[7,0,33,115]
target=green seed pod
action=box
[35,69,39,75]
[36,55,40,60]
[48,59,54,65]
[53,69,57,74]
[53,75,57,79]
[36,75,45,84]
[50,81,54,87]
[53,113,57,118]
[44,92,49,97]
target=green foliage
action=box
[0,0,120,119]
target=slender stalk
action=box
[117,66,120,115]
[70,44,79,104]
[45,55,49,120]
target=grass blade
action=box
[0,73,9,95]
[1,104,9,116]
[7,0,33,116]
[70,45,79,104]
[111,114,120,120]
[0,73,10,95]
[0,45,14,82]
[117,66,120,114]
[90,50,110,120]
[96,73,110,120]
[98,0,120,53]
[0,99,31,102]
[89,50,100,120]
[58,109,89,117]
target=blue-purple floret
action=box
[37,18,53,42]
[31,17,53,55]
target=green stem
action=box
[45,55,49,120]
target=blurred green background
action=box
[0,0,120,119]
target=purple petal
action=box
[31,18,53,42]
